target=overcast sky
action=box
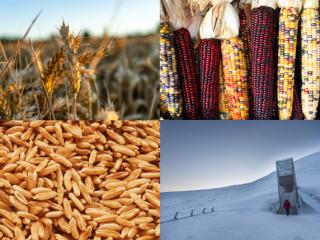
[161,121,320,192]
[0,0,159,39]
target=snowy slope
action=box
[161,151,320,240]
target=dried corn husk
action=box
[303,0,318,9]
[240,0,253,10]
[210,0,232,7]
[240,0,253,4]
[200,0,239,39]
[277,0,303,11]
[199,6,216,39]
[188,0,212,11]
[162,0,202,38]
[161,0,192,30]
[160,0,166,21]
[188,13,203,38]
[252,0,277,9]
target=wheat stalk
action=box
[59,22,81,120]
[29,40,56,120]
[43,47,65,99]
[0,86,11,119]
[78,47,106,65]
[6,82,25,118]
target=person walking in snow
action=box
[283,199,291,216]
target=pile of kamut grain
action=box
[0,120,160,240]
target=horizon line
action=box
[0,29,159,42]
[161,150,320,194]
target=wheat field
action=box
[0,20,159,121]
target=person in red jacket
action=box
[283,199,291,216]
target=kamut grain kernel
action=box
[0,120,160,239]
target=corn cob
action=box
[173,28,200,119]
[160,22,183,119]
[272,8,281,119]
[251,4,278,119]
[292,84,304,119]
[198,39,221,119]
[239,7,251,64]
[219,59,230,119]
[291,20,303,120]
[160,23,170,117]
[221,37,249,120]
[239,5,253,117]
[301,8,320,120]
[277,7,299,120]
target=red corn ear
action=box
[291,24,303,120]
[251,6,278,119]
[173,28,200,119]
[240,6,253,117]
[272,8,281,120]
[291,84,303,119]
[198,39,221,119]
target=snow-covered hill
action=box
[161,151,320,240]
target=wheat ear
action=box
[59,22,81,120]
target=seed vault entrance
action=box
[276,158,299,215]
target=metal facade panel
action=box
[276,158,299,215]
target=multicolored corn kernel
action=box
[240,6,253,117]
[277,8,299,120]
[221,37,249,120]
[219,59,230,120]
[291,17,303,120]
[301,8,320,120]
[160,22,183,119]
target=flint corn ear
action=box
[173,28,200,119]
[251,5,278,119]
[240,6,253,116]
[160,22,183,119]
[199,39,221,119]
[277,8,299,120]
[221,37,249,120]
[300,7,320,120]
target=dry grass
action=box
[0,120,160,239]
[0,20,159,120]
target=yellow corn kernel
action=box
[277,8,299,120]
[221,37,249,120]
[301,8,320,120]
